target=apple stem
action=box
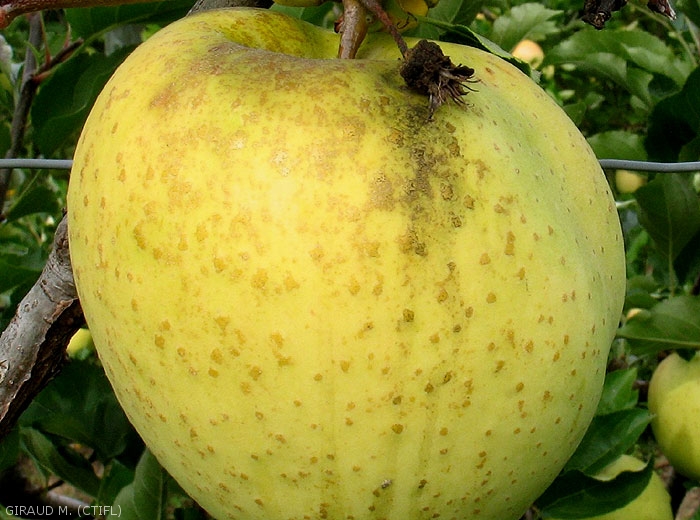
[338,0,408,59]
[357,0,409,57]
[337,0,370,59]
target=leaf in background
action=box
[635,173,700,266]
[31,46,132,157]
[536,462,653,518]
[645,66,700,162]
[546,29,690,108]
[596,368,639,415]
[624,275,661,310]
[617,295,700,355]
[562,409,652,476]
[98,459,136,507]
[111,450,167,520]
[4,176,60,222]
[676,0,700,28]
[412,0,487,39]
[489,3,562,52]
[20,427,101,497]
[269,3,337,29]
[65,1,193,41]
[0,258,40,293]
[20,359,137,461]
[0,427,19,474]
[587,130,648,161]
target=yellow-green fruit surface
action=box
[550,455,673,520]
[67,8,625,520]
[649,352,700,480]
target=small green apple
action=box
[649,352,700,480]
[550,455,673,520]
[67,7,625,520]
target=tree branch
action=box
[0,0,152,28]
[0,0,275,28]
[0,215,84,440]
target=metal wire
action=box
[0,159,73,170]
[0,158,699,173]
[598,159,700,172]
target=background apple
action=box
[649,352,700,480]
[614,169,647,194]
[511,39,545,68]
[67,7,626,520]
[550,455,673,520]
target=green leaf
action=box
[20,359,137,460]
[537,462,653,518]
[562,409,652,476]
[596,368,639,415]
[413,0,487,39]
[269,3,337,29]
[0,257,40,293]
[65,1,192,41]
[624,275,660,310]
[676,0,700,28]
[31,47,132,156]
[3,176,60,221]
[646,66,700,162]
[20,427,101,497]
[98,459,136,507]
[587,130,647,161]
[546,29,690,108]
[0,427,19,474]
[490,3,562,52]
[634,173,700,265]
[111,450,167,520]
[617,295,700,354]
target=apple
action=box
[550,455,673,520]
[649,352,700,480]
[511,39,544,68]
[67,7,626,520]
[66,327,94,357]
[614,169,646,194]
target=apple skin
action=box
[649,352,700,480]
[67,7,626,520]
[550,455,673,520]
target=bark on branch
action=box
[0,0,273,28]
[0,215,84,440]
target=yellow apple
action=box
[66,327,94,357]
[67,7,625,520]
[511,39,544,68]
[614,169,646,194]
[649,352,700,480]
[550,455,673,520]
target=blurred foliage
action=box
[0,0,699,518]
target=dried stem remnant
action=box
[400,40,476,118]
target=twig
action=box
[0,215,84,441]
[0,15,82,215]
[0,12,42,213]
[0,0,152,28]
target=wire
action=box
[598,159,700,172]
[0,158,73,170]
[0,158,699,173]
